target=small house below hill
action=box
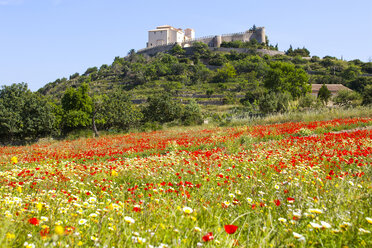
[311,84,351,96]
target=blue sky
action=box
[1,0,371,91]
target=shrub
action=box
[333,90,362,107]
[181,100,203,125]
[298,94,318,109]
[317,84,331,105]
[258,92,292,114]
[213,63,236,83]
[142,93,182,124]
[362,85,372,105]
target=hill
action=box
[1,41,372,144]
[37,42,372,111]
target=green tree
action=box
[361,62,372,74]
[258,92,292,114]
[206,89,214,98]
[61,83,92,131]
[170,44,185,56]
[362,85,372,105]
[298,94,318,109]
[181,100,203,125]
[341,65,361,80]
[192,42,211,59]
[91,94,108,137]
[286,46,310,57]
[333,90,362,107]
[142,93,182,124]
[0,83,55,143]
[213,63,236,83]
[100,91,143,131]
[346,77,372,93]
[264,61,310,99]
[317,83,332,105]
[209,53,228,66]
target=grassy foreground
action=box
[0,116,371,247]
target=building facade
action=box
[147,25,195,48]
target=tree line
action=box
[0,82,204,144]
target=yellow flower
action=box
[6,233,15,239]
[36,203,43,211]
[91,236,99,242]
[55,225,64,235]
[17,186,22,193]
[124,216,135,224]
[309,222,322,229]
[308,208,323,214]
[321,221,331,229]
[359,228,371,234]
[340,222,352,228]
[183,207,193,214]
[78,241,83,246]
[293,232,305,241]
[11,156,18,164]
[78,219,87,225]
[278,218,287,223]
[41,216,49,222]
[366,217,372,224]
[111,170,118,176]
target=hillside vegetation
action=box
[1,41,372,144]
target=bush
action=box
[101,91,143,131]
[143,93,182,124]
[209,53,228,66]
[0,83,56,143]
[169,44,185,56]
[333,90,362,107]
[181,100,203,125]
[317,84,331,105]
[213,63,236,83]
[298,94,318,109]
[264,61,310,99]
[362,85,372,105]
[258,92,292,114]
[286,46,310,57]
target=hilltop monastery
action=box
[147,25,195,48]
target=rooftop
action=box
[311,84,351,95]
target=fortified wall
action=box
[137,27,269,56]
[182,27,266,48]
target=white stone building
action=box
[147,25,195,48]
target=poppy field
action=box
[0,117,371,247]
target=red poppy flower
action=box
[287,197,295,203]
[224,224,238,234]
[40,228,49,237]
[28,217,39,225]
[132,206,141,212]
[274,199,281,206]
[202,232,214,242]
[64,226,75,235]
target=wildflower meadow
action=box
[0,117,371,247]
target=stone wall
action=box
[137,44,176,56]
[136,27,286,58]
